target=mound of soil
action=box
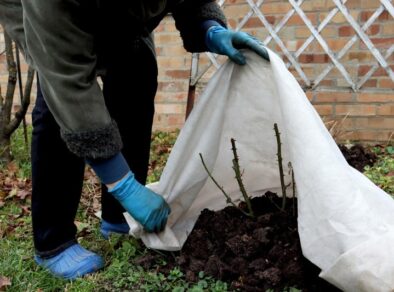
[136,193,341,291]
[339,144,376,172]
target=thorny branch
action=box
[230,138,254,218]
[274,123,287,211]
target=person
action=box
[0,0,270,280]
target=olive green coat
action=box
[0,0,226,158]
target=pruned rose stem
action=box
[274,123,287,211]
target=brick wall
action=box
[1,0,393,143]
[154,0,394,143]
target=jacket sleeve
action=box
[171,0,227,52]
[21,0,122,159]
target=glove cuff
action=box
[87,152,130,184]
[107,171,133,193]
[205,25,228,53]
[201,20,222,33]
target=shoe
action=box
[34,244,104,280]
[100,219,130,239]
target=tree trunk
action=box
[0,134,12,163]
[0,31,34,163]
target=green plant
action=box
[364,149,394,195]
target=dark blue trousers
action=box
[31,41,158,257]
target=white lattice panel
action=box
[190,0,394,92]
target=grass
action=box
[1,127,228,292]
[1,126,393,291]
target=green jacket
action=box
[0,0,226,159]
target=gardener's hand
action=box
[205,25,270,65]
[108,172,170,233]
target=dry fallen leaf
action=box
[6,162,18,177]
[16,190,31,200]
[0,276,11,291]
[5,188,17,200]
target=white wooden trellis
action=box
[188,0,394,98]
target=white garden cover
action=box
[124,50,394,292]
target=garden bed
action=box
[135,144,379,291]
[137,193,340,291]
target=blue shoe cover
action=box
[34,244,104,280]
[100,219,130,239]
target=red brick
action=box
[165,69,190,79]
[299,54,313,63]
[244,16,275,28]
[227,19,237,29]
[298,54,329,63]
[314,104,333,115]
[360,117,394,129]
[339,26,354,37]
[157,57,185,69]
[326,39,351,51]
[382,23,394,36]
[155,92,186,103]
[315,92,353,102]
[313,54,330,63]
[377,104,394,115]
[362,79,378,88]
[154,23,165,33]
[158,81,188,92]
[162,46,187,56]
[361,0,381,9]
[155,33,182,44]
[378,78,394,89]
[360,38,394,49]
[357,93,394,103]
[318,80,335,87]
[155,103,185,114]
[336,104,376,116]
[155,47,163,55]
[261,2,292,14]
[305,91,314,101]
[343,130,393,142]
[361,10,389,22]
[346,0,361,8]
[168,114,185,126]
[358,66,394,77]
[366,24,380,36]
[348,52,372,62]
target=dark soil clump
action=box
[339,144,376,172]
[136,193,341,291]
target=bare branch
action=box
[6,67,34,135]
[274,123,287,211]
[231,138,254,217]
[2,32,17,131]
[0,83,3,107]
[199,152,252,217]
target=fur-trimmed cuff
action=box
[60,120,123,159]
[197,2,227,26]
[174,1,227,53]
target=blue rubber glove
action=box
[205,25,270,65]
[109,171,170,233]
